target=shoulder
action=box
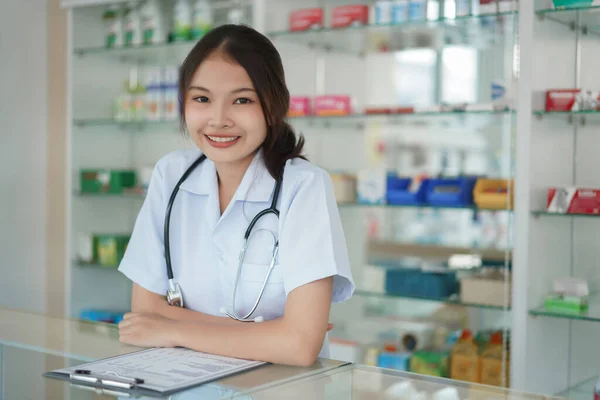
[283,157,332,194]
[280,158,336,213]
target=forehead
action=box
[190,52,254,90]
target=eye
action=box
[193,96,209,103]
[234,97,253,105]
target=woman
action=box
[117,24,354,367]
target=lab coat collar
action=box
[178,148,276,203]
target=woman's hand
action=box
[118,312,180,348]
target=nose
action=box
[208,102,234,129]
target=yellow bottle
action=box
[450,329,479,383]
[479,332,509,387]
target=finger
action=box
[123,313,136,320]
[327,323,334,332]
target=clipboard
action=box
[44,347,267,398]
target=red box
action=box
[545,89,580,112]
[331,5,369,28]
[314,95,352,116]
[547,187,600,214]
[288,96,311,117]
[289,8,323,32]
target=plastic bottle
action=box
[140,0,165,45]
[192,0,213,40]
[450,329,479,383]
[173,0,192,41]
[479,332,508,387]
[103,5,123,48]
[124,1,142,47]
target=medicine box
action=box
[80,169,137,194]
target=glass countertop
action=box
[0,307,567,400]
[239,364,565,400]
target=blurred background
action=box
[2,0,600,397]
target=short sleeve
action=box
[118,162,169,296]
[279,168,355,303]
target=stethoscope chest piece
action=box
[167,279,184,308]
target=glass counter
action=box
[0,307,566,400]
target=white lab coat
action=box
[118,148,355,358]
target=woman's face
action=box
[184,52,268,167]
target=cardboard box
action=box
[459,271,511,307]
[331,5,369,28]
[288,96,311,117]
[80,169,137,194]
[313,95,352,116]
[289,8,323,31]
[547,187,600,214]
[545,89,580,111]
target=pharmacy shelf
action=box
[537,5,600,35]
[354,289,510,311]
[529,293,600,322]
[556,376,597,400]
[532,211,600,218]
[73,40,197,64]
[73,193,511,214]
[74,261,119,270]
[268,12,517,54]
[73,109,513,129]
[533,110,600,124]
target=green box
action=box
[80,169,137,194]
[409,350,450,378]
[94,234,130,267]
[544,294,588,313]
[552,0,593,8]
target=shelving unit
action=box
[510,0,600,395]
[63,0,517,392]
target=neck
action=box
[214,152,256,214]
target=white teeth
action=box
[207,135,239,143]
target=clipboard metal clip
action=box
[70,369,145,390]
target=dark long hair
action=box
[179,24,305,181]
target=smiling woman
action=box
[116,24,355,367]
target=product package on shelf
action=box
[473,179,513,210]
[543,88,600,112]
[357,168,387,204]
[547,187,600,214]
[80,169,137,194]
[330,172,357,203]
[331,5,370,28]
[288,96,312,117]
[313,95,353,116]
[459,269,511,307]
[544,277,589,313]
[80,309,126,324]
[289,8,323,31]
[77,233,131,268]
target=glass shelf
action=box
[73,40,197,64]
[339,202,510,212]
[74,261,119,270]
[537,5,600,35]
[268,12,517,54]
[533,110,600,123]
[74,190,146,198]
[556,376,597,400]
[74,109,513,129]
[74,193,511,213]
[532,211,600,218]
[354,289,510,311]
[529,294,600,322]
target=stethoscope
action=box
[165,154,283,323]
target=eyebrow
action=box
[188,86,256,94]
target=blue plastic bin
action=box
[386,176,430,205]
[425,177,478,207]
[385,268,459,299]
[80,309,126,324]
